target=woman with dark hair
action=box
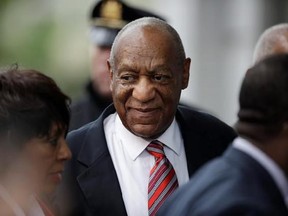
[0,67,71,215]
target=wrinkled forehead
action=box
[114,25,173,54]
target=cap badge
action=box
[100,0,122,20]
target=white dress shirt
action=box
[233,137,288,208]
[104,113,189,216]
[0,184,44,216]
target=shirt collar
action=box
[233,137,288,206]
[115,114,181,161]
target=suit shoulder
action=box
[177,105,237,137]
[67,122,95,151]
[178,105,226,124]
[159,157,267,216]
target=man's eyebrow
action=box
[149,65,171,73]
[117,63,136,71]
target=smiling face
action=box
[21,124,71,195]
[108,25,190,139]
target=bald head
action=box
[109,17,186,69]
[252,23,288,64]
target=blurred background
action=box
[1,0,288,126]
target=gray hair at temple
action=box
[252,23,288,64]
[235,54,288,142]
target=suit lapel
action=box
[176,106,236,177]
[76,105,127,215]
[176,108,199,176]
[176,107,220,176]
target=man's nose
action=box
[132,77,155,102]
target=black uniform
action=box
[69,81,111,131]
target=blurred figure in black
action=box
[69,0,164,131]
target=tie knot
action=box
[147,140,165,159]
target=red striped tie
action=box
[147,140,179,216]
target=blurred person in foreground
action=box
[158,54,288,216]
[69,0,164,131]
[0,67,71,215]
[58,17,236,216]
[252,23,288,64]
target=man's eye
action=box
[121,75,136,82]
[154,74,169,82]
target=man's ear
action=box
[107,59,113,91]
[182,58,191,89]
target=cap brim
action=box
[90,27,120,47]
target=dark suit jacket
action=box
[158,146,288,216]
[58,104,236,216]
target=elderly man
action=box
[158,54,288,216]
[59,17,236,216]
[69,0,164,131]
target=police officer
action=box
[69,0,164,131]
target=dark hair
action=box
[235,54,288,141]
[0,67,70,148]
